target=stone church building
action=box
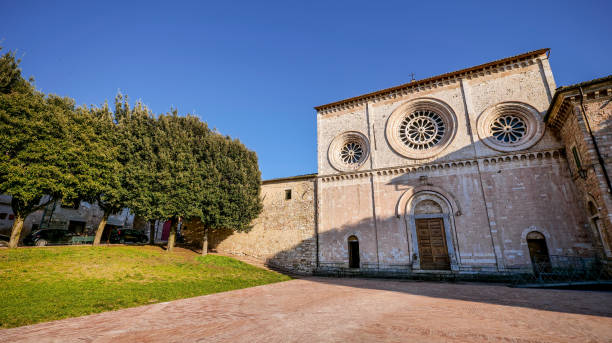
[210,49,612,276]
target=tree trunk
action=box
[8,215,25,249]
[167,218,177,252]
[92,212,109,246]
[201,227,208,256]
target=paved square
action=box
[1,278,611,342]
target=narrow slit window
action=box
[572,146,582,171]
[285,189,292,200]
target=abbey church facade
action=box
[210,49,612,276]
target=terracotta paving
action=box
[1,278,611,343]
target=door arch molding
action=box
[401,189,460,271]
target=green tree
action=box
[0,47,117,248]
[115,95,159,243]
[0,91,98,247]
[183,133,263,255]
[0,47,33,94]
[82,102,125,246]
[153,113,213,252]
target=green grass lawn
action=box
[0,245,291,328]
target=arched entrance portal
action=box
[348,235,360,268]
[414,200,450,270]
[526,231,551,274]
[399,187,460,271]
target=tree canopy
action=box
[181,133,263,254]
[0,74,116,246]
[0,47,264,250]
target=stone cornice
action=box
[315,49,550,115]
[319,149,564,182]
[546,79,612,130]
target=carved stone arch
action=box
[397,186,461,271]
[521,226,551,243]
[584,193,612,258]
[342,231,361,242]
[395,185,461,218]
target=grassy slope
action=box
[0,246,291,328]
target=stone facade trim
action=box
[319,148,564,182]
[315,49,549,114]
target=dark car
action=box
[0,234,9,247]
[111,229,148,244]
[23,229,73,246]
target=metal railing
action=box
[504,255,609,285]
[316,255,610,284]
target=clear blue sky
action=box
[1,0,610,179]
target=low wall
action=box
[209,175,317,274]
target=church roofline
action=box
[262,173,317,184]
[314,48,550,112]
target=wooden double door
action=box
[415,218,450,270]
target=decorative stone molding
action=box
[395,185,461,219]
[476,102,544,152]
[385,98,458,159]
[315,49,548,115]
[327,131,370,172]
[319,149,564,183]
[479,149,562,169]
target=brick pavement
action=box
[1,278,611,343]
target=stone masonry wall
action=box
[209,177,317,274]
[557,92,612,261]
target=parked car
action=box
[0,234,9,247]
[111,229,148,244]
[23,229,74,246]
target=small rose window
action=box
[328,132,370,171]
[476,102,544,152]
[340,141,364,165]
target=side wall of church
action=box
[316,53,595,272]
[555,89,612,262]
[209,177,317,274]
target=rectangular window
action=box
[572,146,583,171]
[285,189,292,200]
[0,213,6,220]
